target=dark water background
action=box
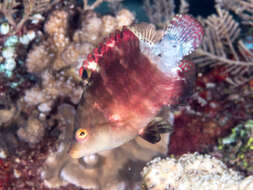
[92,0,216,21]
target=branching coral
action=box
[143,0,189,27]
[216,0,253,26]
[81,0,123,10]
[0,0,61,33]
[0,0,19,27]
[144,0,175,25]
[142,153,253,190]
[190,5,253,86]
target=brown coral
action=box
[17,117,45,144]
[26,42,55,73]
[116,9,135,29]
[23,71,83,112]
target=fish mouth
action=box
[68,146,82,159]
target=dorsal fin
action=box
[128,23,164,46]
[165,14,204,56]
[79,28,137,78]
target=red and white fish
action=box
[69,14,204,158]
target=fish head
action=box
[69,121,114,158]
[69,103,137,159]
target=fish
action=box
[69,14,204,158]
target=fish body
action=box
[69,15,204,158]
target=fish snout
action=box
[68,145,82,159]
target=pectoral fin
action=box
[139,116,173,144]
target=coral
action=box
[143,0,190,27]
[73,9,134,44]
[81,0,124,11]
[41,104,170,189]
[216,0,253,26]
[168,66,253,155]
[213,120,253,175]
[144,0,175,26]
[116,9,135,28]
[24,9,82,112]
[23,71,83,112]
[0,0,46,97]
[26,42,54,73]
[17,117,45,145]
[26,9,70,73]
[141,153,253,190]
[73,11,104,44]
[0,0,60,33]
[190,4,253,86]
[61,42,94,69]
[44,10,69,51]
[0,97,16,126]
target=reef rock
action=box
[141,152,253,190]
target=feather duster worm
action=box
[69,15,204,158]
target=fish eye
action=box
[82,69,88,79]
[80,68,92,80]
[75,128,88,142]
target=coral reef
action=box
[213,120,253,175]
[144,0,190,27]
[168,66,253,155]
[0,0,252,189]
[216,0,253,26]
[142,153,253,190]
[41,104,170,190]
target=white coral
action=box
[142,153,253,190]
